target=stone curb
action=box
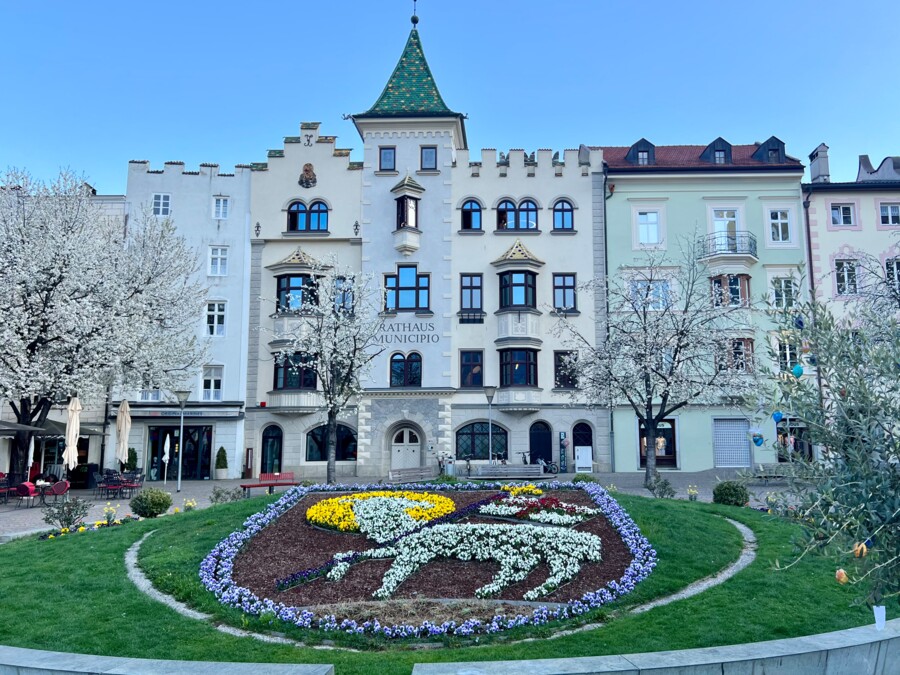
[411,617,900,674]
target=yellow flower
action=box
[173,507,180,513]
[306,491,455,531]
[60,528,69,533]
[77,526,86,533]
[48,535,55,539]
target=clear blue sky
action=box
[2,1,898,194]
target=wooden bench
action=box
[240,471,301,497]
[387,466,440,483]
[752,463,797,485]
[476,464,545,480]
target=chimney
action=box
[808,143,830,183]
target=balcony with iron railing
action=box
[697,231,758,266]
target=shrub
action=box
[713,480,749,507]
[647,476,676,499]
[209,486,244,504]
[572,473,597,484]
[215,446,228,470]
[43,497,91,530]
[125,448,138,472]
[130,488,173,518]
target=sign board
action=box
[558,431,568,473]
[574,446,593,473]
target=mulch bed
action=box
[232,489,633,610]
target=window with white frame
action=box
[637,211,660,245]
[769,209,791,243]
[139,389,161,402]
[831,204,855,227]
[714,150,726,165]
[886,258,900,296]
[637,150,649,166]
[630,279,671,310]
[206,301,225,336]
[881,203,900,226]
[213,197,229,219]
[720,338,754,373]
[202,366,223,401]
[152,193,171,216]
[835,259,858,295]
[209,246,228,276]
[778,340,800,372]
[772,277,797,309]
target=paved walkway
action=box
[0,469,775,540]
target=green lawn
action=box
[0,490,890,675]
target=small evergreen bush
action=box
[647,475,676,499]
[125,448,138,472]
[572,473,597,484]
[215,446,228,470]
[42,497,91,530]
[130,488,173,518]
[713,480,750,506]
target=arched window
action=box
[496,200,516,230]
[573,422,593,447]
[308,201,329,231]
[390,352,422,387]
[461,200,482,230]
[306,424,357,461]
[553,200,574,230]
[456,422,507,460]
[287,202,307,231]
[517,200,538,229]
[261,425,283,473]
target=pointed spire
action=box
[355,19,457,119]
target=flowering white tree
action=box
[272,262,385,484]
[555,241,760,487]
[0,169,205,479]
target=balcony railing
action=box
[698,231,758,259]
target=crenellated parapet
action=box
[456,146,602,178]
[250,121,356,172]
[127,159,251,179]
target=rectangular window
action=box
[714,150,726,164]
[395,195,419,229]
[769,209,791,243]
[420,146,437,171]
[639,419,677,468]
[206,301,225,337]
[638,211,660,245]
[139,389,161,402]
[711,274,749,307]
[499,271,537,309]
[385,265,430,311]
[273,353,317,390]
[721,338,754,373]
[637,150,649,166]
[553,274,577,312]
[887,258,900,296]
[459,350,484,388]
[209,246,228,276]
[831,204,855,227]
[881,203,900,226]
[835,259,858,295]
[554,351,577,389]
[379,146,396,171]
[152,193,170,216]
[500,349,538,387]
[202,366,223,401]
[277,274,318,311]
[630,279,671,310]
[460,274,483,311]
[778,341,800,372]
[772,277,797,309]
[213,197,229,219]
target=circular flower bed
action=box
[199,482,657,640]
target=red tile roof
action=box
[595,144,803,170]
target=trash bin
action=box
[444,460,455,477]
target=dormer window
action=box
[637,151,649,166]
[626,139,656,166]
[752,136,786,164]
[768,149,779,161]
[701,138,732,165]
[714,150,726,165]
[396,195,419,230]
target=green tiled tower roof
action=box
[355,27,459,119]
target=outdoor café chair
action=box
[48,480,70,503]
[14,482,38,508]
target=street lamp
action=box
[484,385,497,464]
[174,389,191,493]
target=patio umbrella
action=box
[115,400,132,466]
[162,434,170,485]
[25,435,35,473]
[62,397,82,471]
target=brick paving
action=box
[0,468,775,540]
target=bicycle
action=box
[459,453,473,478]
[517,451,559,474]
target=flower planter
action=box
[215,468,228,480]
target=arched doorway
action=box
[390,426,422,470]
[261,425,283,474]
[529,421,552,464]
[573,422,594,472]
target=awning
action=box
[0,421,44,437]
[34,419,105,437]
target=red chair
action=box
[48,480,70,502]
[14,482,38,508]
